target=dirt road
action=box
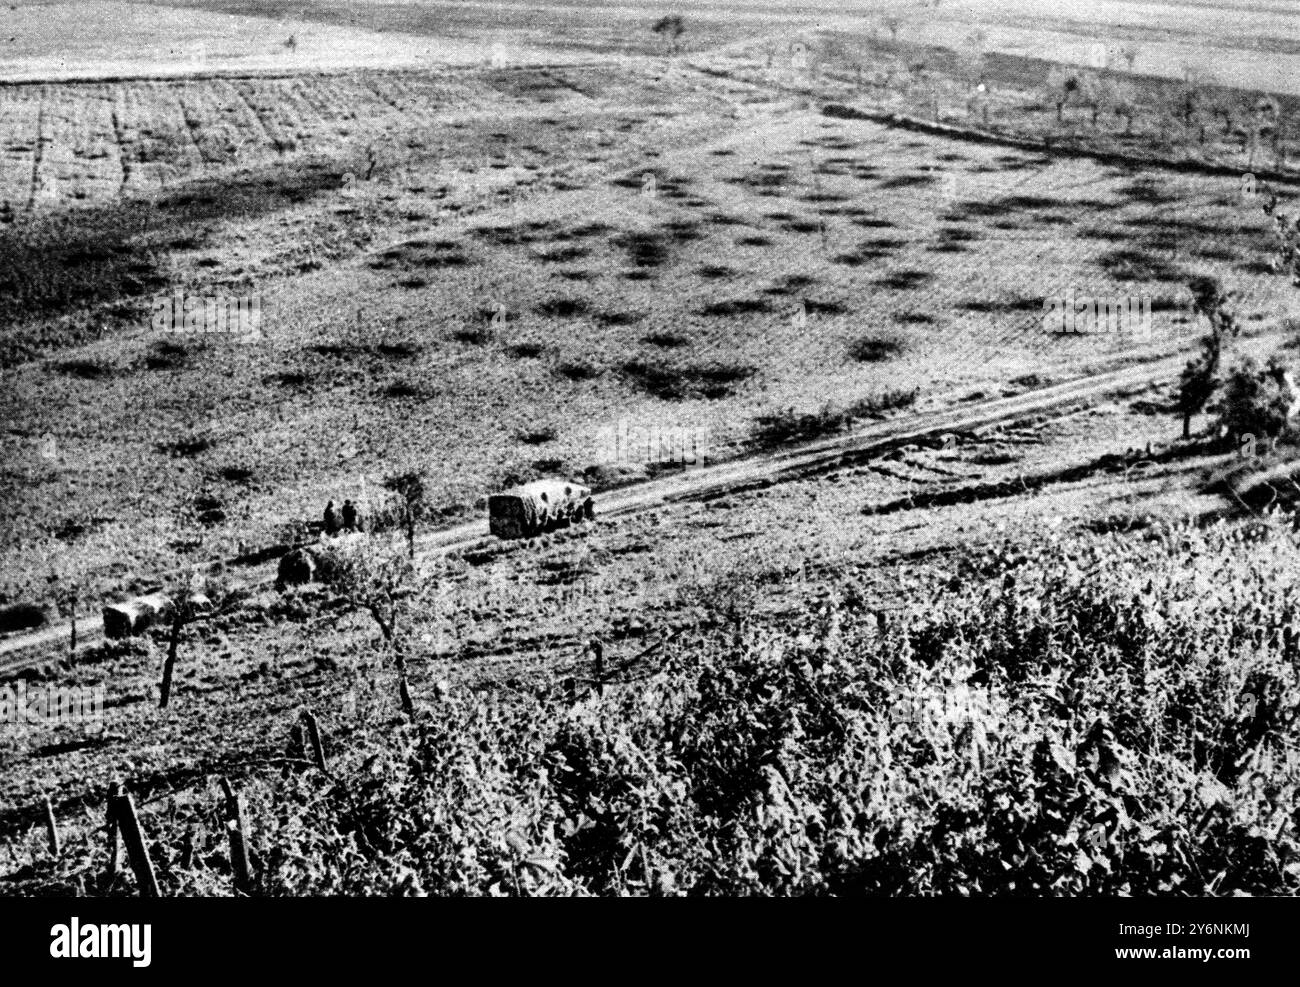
[0,344,1188,672]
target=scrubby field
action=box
[2,0,1300,898]
[3,59,1294,610]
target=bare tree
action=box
[47,572,82,656]
[1176,277,1241,439]
[1265,205,1300,286]
[1111,80,1138,135]
[959,30,988,120]
[1177,66,1210,146]
[36,533,91,656]
[1269,107,1288,169]
[1210,92,1252,155]
[1045,65,1079,123]
[159,575,243,709]
[651,15,685,56]
[909,64,940,121]
[382,470,428,561]
[320,540,420,718]
[1076,71,1106,127]
[1178,334,1222,440]
[1246,94,1281,169]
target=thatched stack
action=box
[102,593,174,640]
[277,546,322,587]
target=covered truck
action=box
[488,480,594,539]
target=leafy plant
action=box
[1176,276,1240,439]
[1214,354,1298,446]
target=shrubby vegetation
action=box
[1177,276,1298,448]
[29,514,1289,897]
[752,389,918,446]
[1217,356,1298,444]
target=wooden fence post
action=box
[109,789,160,898]
[42,795,59,857]
[398,674,414,719]
[301,709,327,773]
[102,780,120,891]
[219,777,253,894]
[159,609,184,709]
[179,825,195,871]
[591,639,605,698]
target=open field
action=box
[2,0,1300,903]
[3,59,1296,608]
[0,0,587,81]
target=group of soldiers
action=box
[322,499,360,535]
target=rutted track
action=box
[0,346,1188,673]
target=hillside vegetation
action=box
[9,512,1299,896]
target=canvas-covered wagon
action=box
[488,480,594,539]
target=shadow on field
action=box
[0,156,361,367]
[860,438,1221,518]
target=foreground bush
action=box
[1215,354,1297,445]
[238,515,1300,896]
[10,516,1299,896]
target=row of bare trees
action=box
[743,22,1287,170]
[1040,62,1286,166]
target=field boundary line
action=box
[0,60,613,89]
